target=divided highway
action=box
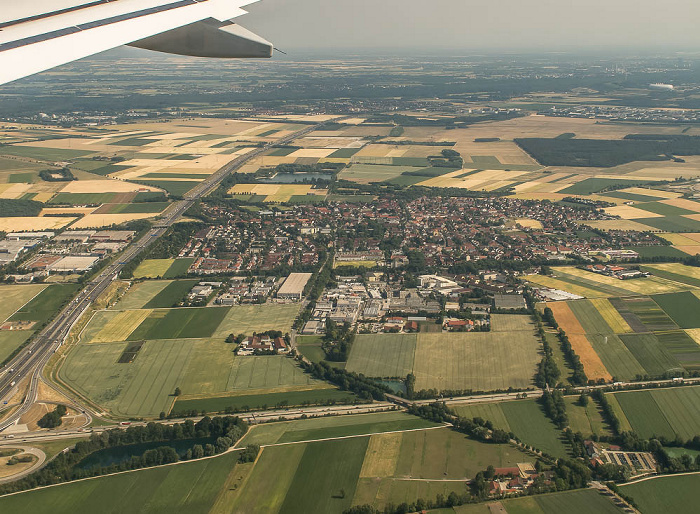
[0,120,328,431]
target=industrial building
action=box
[276,273,313,301]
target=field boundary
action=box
[621,470,700,486]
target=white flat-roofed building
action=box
[7,231,54,240]
[277,272,313,301]
[48,255,99,273]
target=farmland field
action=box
[212,303,300,338]
[172,387,356,414]
[163,258,194,278]
[9,284,79,324]
[127,307,229,340]
[0,449,241,514]
[612,386,700,439]
[455,399,568,457]
[61,336,320,417]
[132,259,175,279]
[0,284,47,323]
[617,333,681,377]
[90,309,153,343]
[499,400,568,457]
[546,302,612,381]
[501,488,624,514]
[413,316,540,391]
[236,412,438,447]
[652,292,700,329]
[564,396,612,437]
[346,334,417,378]
[621,474,700,514]
[143,280,198,309]
[0,331,32,363]
[113,281,172,310]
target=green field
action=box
[501,488,623,514]
[564,397,612,437]
[338,164,423,183]
[612,386,700,440]
[655,331,700,370]
[133,259,175,279]
[625,245,690,259]
[587,333,647,381]
[346,334,417,378]
[136,180,199,197]
[102,202,170,214]
[346,314,540,391]
[454,399,568,458]
[558,178,654,195]
[49,192,118,205]
[0,331,32,363]
[0,284,47,323]
[621,474,700,514]
[9,284,78,324]
[172,388,357,414]
[635,201,697,216]
[61,335,320,417]
[163,258,194,278]
[413,315,540,392]
[0,449,241,514]
[143,280,198,309]
[113,281,172,310]
[237,412,438,447]
[212,303,300,338]
[0,145,93,160]
[653,292,700,329]
[618,333,681,377]
[636,216,700,233]
[295,335,327,364]
[622,297,678,332]
[127,307,230,340]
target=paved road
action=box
[0,120,332,432]
[0,446,46,484]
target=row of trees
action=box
[542,307,588,386]
[300,360,389,401]
[0,416,248,495]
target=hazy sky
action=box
[238,0,700,52]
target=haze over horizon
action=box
[236,0,700,53]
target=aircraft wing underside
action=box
[0,0,273,85]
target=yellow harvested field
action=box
[660,198,700,212]
[582,219,658,232]
[660,233,700,246]
[91,309,153,343]
[60,180,162,194]
[229,184,326,203]
[360,432,402,478]
[514,219,543,229]
[645,263,700,281]
[620,187,682,199]
[72,213,156,229]
[625,167,700,179]
[525,274,605,298]
[134,259,175,279]
[39,206,97,217]
[683,213,700,222]
[590,298,632,333]
[673,245,700,255]
[0,183,31,199]
[513,192,568,202]
[547,302,612,381]
[353,145,394,158]
[685,329,700,346]
[0,216,75,232]
[604,205,663,219]
[559,266,692,294]
[288,149,336,159]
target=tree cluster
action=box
[0,416,247,495]
[539,390,568,429]
[37,404,67,429]
[300,360,389,401]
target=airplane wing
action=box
[0,0,273,86]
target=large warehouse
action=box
[277,273,313,301]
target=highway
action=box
[0,120,330,432]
